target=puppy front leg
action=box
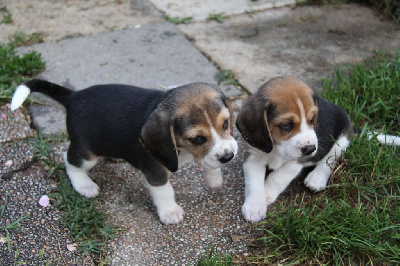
[264,163,303,205]
[304,136,350,191]
[144,179,184,225]
[303,162,332,191]
[242,154,268,223]
[203,167,223,189]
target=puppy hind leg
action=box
[63,147,99,198]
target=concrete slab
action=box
[178,3,400,93]
[0,0,164,43]
[149,0,296,21]
[18,23,242,134]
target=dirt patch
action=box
[0,0,163,44]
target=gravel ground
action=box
[95,129,255,264]
[0,106,93,265]
[0,104,34,143]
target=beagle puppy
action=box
[11,79,238,224]
[236,76,353,223]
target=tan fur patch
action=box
[171,83,232,163]
[259,77,318,144]
[209,107,232,140]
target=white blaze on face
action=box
[276,99,318,161]
[202,109,238,169]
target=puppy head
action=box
[237,76,318,161]
[140,83,238,172]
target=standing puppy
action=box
[11,79,238,224]
[236,76,352,223]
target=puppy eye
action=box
[279,121,294,132]
[310,116,316,124]
[189,136,207,146]
[223,119,229,130]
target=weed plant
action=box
[165,15,193,24]
[207,13,228,23]
[251,52,400,264]
[0,44,45,102]
[217,69,240,86]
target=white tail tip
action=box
[11,85,31,111]
[368,132,400,147]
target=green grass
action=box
[196,246,233,266]
[165,15,193,24]
[0,44,45,103]
[0,205,29,255]
[54,177,116,256]
[249,51,400,264]
[9,32,44,47]
[29,134,117,260]
[207,13,228,23]
[217,69,240,86]
[321,51,400,135]
[0,7,12,24]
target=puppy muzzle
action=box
[202,138,238,169]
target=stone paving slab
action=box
[149,0,296,21]
[178,3,400,93]
[18,23,242,134]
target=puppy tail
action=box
[11,79,73,111]
[368,132,400,147]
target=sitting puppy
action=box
[11,79,238,224]
[236,76,353,223]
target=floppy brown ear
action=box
[236,97,273,153]
[140,108,179,172]
[222,97,234,135]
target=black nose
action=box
[218,152,234,164]
[301,145,316,156]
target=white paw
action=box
[158,203,184,225]
[242,200,267,223]
[304,171,329,191]
[204,168,223,189]
[265,191,278,206]
[73,180,99,198]
[206,176,223,189]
